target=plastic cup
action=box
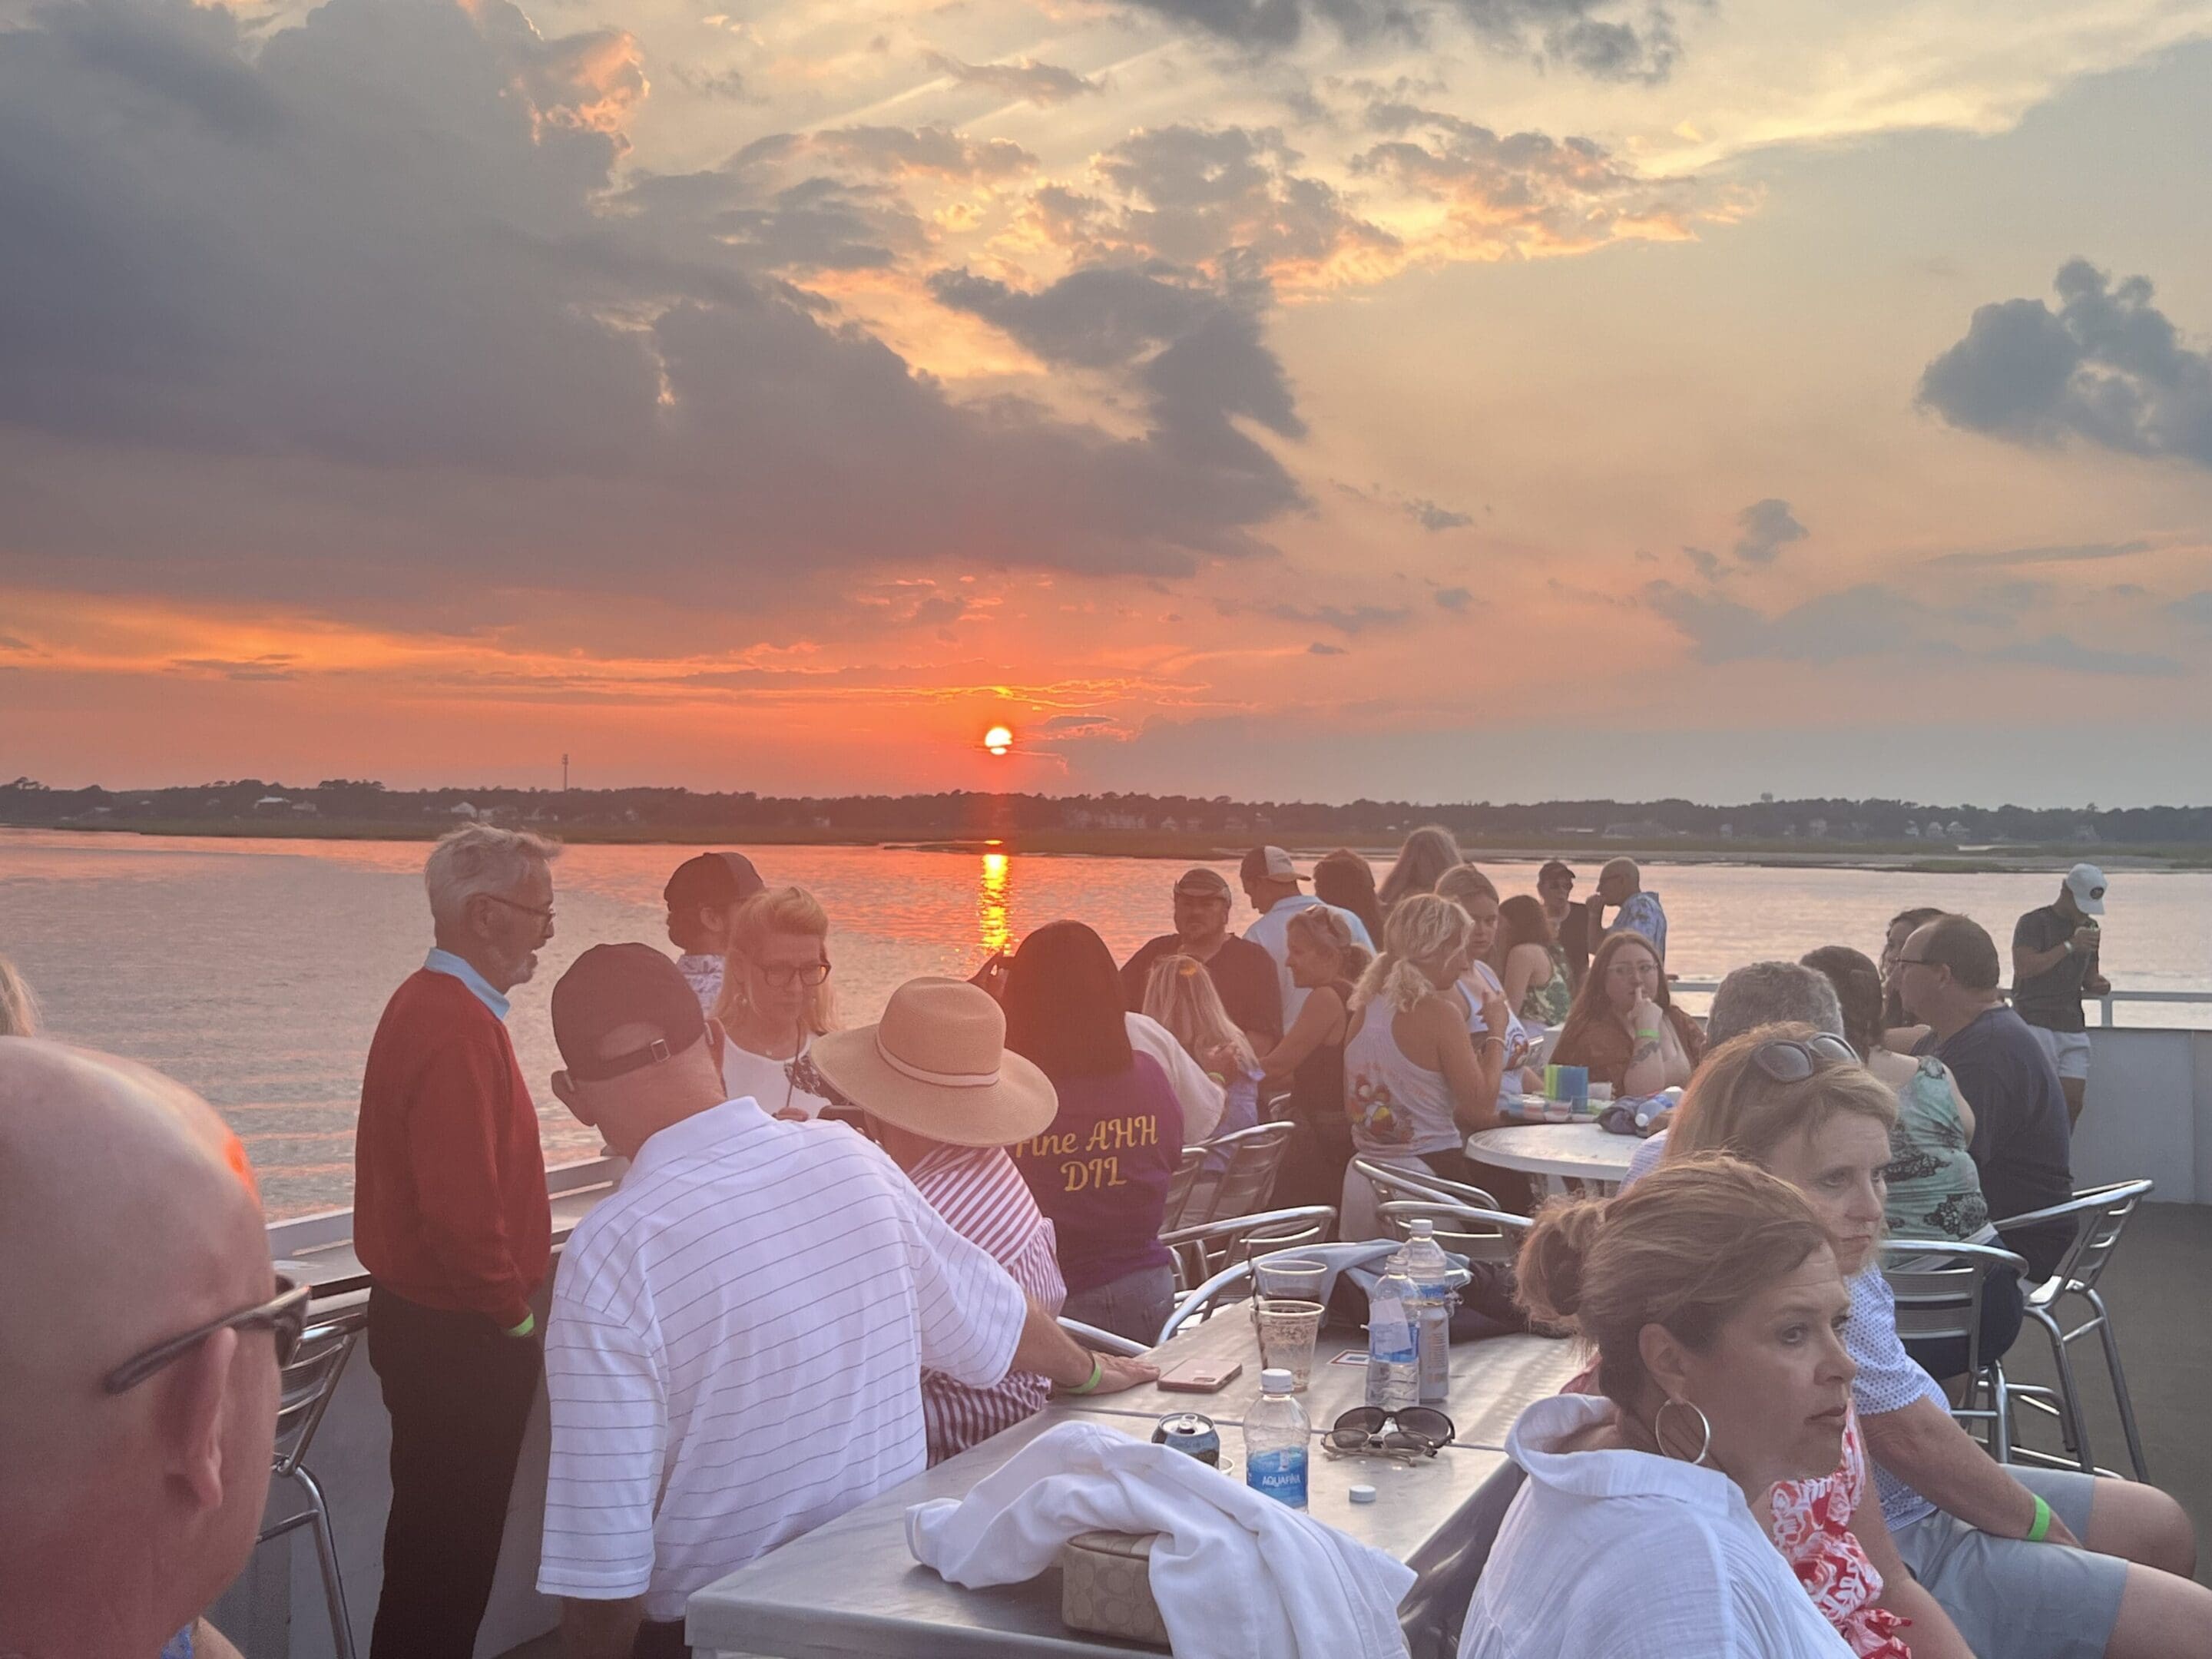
[1255,1257,1328,1302]
[1254,1299,1325,1389]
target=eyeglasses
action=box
[752,959,831,988]
[103,1274,310,1395]
[484,893,556,929]
[1749,1033,1859,1083]
[1326,1406,1456,1458]
[1893,956,1940,971]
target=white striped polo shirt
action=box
[535,1098,1028,1620]
[910,1143,1065,1464]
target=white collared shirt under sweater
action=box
[535,1097,1028,1621]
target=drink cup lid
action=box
[1259,1367,1295,1392]
[1349,1483,1378,1504]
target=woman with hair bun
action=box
[1461,1157,1857,1657]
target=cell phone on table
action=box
[1157,1357,1243,1392]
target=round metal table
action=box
[1465,1121,1639,1197]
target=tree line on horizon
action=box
[2,776,2204,846]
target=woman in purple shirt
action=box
[1003,922,1184,1345]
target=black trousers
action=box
[366,1286,542,1659]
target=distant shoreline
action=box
[8,818,2206,873]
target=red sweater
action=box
[354,969,551,1329]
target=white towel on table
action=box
[906,1419,1414,1659]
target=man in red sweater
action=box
[355,824,560,1659]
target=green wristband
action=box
[503,1312,536,1339]
[1634,1028,1661,1039]
[1068,1355,1105,1396]
[2025,1494,2053,1543]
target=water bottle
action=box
[1243,1368,1311,1508]
[1399,1219,1455,1406]
[1365,1247,1420,1410]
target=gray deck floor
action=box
[498,1201,2212,1656]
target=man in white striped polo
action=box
[535,945,1154,1659]
[810,976,1067,1464]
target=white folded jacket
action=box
[906,1419,1415,1659]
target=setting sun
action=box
[983,724,1013,757]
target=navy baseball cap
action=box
[664,851,764,912]
[552,943,708,1083]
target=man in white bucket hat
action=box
[813,977,1071,1463]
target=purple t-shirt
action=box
[1009,1053,1184,1295]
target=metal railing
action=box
[1664,979,2212,1027]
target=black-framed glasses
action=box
[1327,1406,1456,1458]
[1750,1033,1858,1083]
[753,959,830,988]
[103,1274,310,1396]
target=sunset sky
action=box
[3,0,2210,806]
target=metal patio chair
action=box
[1377,1200,1530,1265]
[1181,1121,1298,1227]
[1349,1155,1501,1218]
[1156,1229,1375,1346]
[1994,1179,2157,1479]
[1058,1316,1149,1358]
[1159,1203,1336,1301]
[1159,1145,1208,1233]
[1881,1239,2029,1463]
[257,1301,364,1659]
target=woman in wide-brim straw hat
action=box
[810,978,1071,1464]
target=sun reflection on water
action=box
[978,847,1012,956]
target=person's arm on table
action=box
[1848,1488,1979,1659]
[1013,1297,1158,1392]
[1860,1399,2081,1547]
[1621,994,1670,1098]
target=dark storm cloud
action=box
[1113,0,1679,81]
[923,51,1105,104]
[1918,259,2212,471]
[0,0,1306,604]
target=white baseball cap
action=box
[2064,863,2108,916]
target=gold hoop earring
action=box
[1651,1396,1714,1466]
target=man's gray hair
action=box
[424,825,561,926]
[1706,961,1844,1048]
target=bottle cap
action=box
[1258,1367,1295,1393]
[1408,1218,1434,1238]
[1349,1483,1378,1504]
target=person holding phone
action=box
[2011,864,2110,1125]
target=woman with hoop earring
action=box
[1459,1157,1859,1657]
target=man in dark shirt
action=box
[1121,867,1283,1051]
[1899,913,2075,1280]
[1538,859,1588,992]
[2012,864,2110,1126]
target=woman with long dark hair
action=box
[1313,848,1384,945]
[1376,824,1465,915]
[1002,921,1185,1344]
[1495,894,1568,1028]
[1549,931,1703,1095]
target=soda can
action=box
[1152,1412,1221,1466]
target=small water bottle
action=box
[1365,1247,1420,1411]
[1399,1219,1455,1406]
[1243,1368,1311,1508]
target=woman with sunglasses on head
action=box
[714,886,846,1121]
[1549,930,1703,1098]
[1664,1027,2212,1659]
[1462,1157,1859,1657]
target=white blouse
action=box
[1460,1395,1852,1659]
[1125,1012,1227,1144]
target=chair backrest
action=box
[1377,1200,1530,1264]
[273,1316,360,1479]
[1160,1145,1207,1233]
[1190,1121,1297,1225]
[1996,1180,2154,1293]
[1160,1204,1336,1296]
[1349,1156,1500,1214]
[1879,1240,2028,1364]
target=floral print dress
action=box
[1767,1408,1913,1659]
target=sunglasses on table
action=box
[1326,1406,1457,1459]
[1749,1033,1858,1083]
[103,1274,310,1395]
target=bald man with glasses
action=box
[0,1040,282,1659]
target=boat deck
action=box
[493,1202,2212,1658]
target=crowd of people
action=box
[0,819,2190,1659]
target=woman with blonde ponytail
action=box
[1461,1157,1857,1657]
[1337,893,1508,1237]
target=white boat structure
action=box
[213,989,2212,1657]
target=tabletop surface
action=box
[1463,1121,1640,1179]
[685,1320,1581,1658]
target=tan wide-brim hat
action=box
[809,976,1058,1148]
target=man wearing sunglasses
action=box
[0,1041,281,1659]
[2011,863,2111,1126]
[353,824,562,1659]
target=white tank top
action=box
[1344,1003,1462,1157]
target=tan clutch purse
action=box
[1060,1529,1171,1647]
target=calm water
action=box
[4,829,2207,1218]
